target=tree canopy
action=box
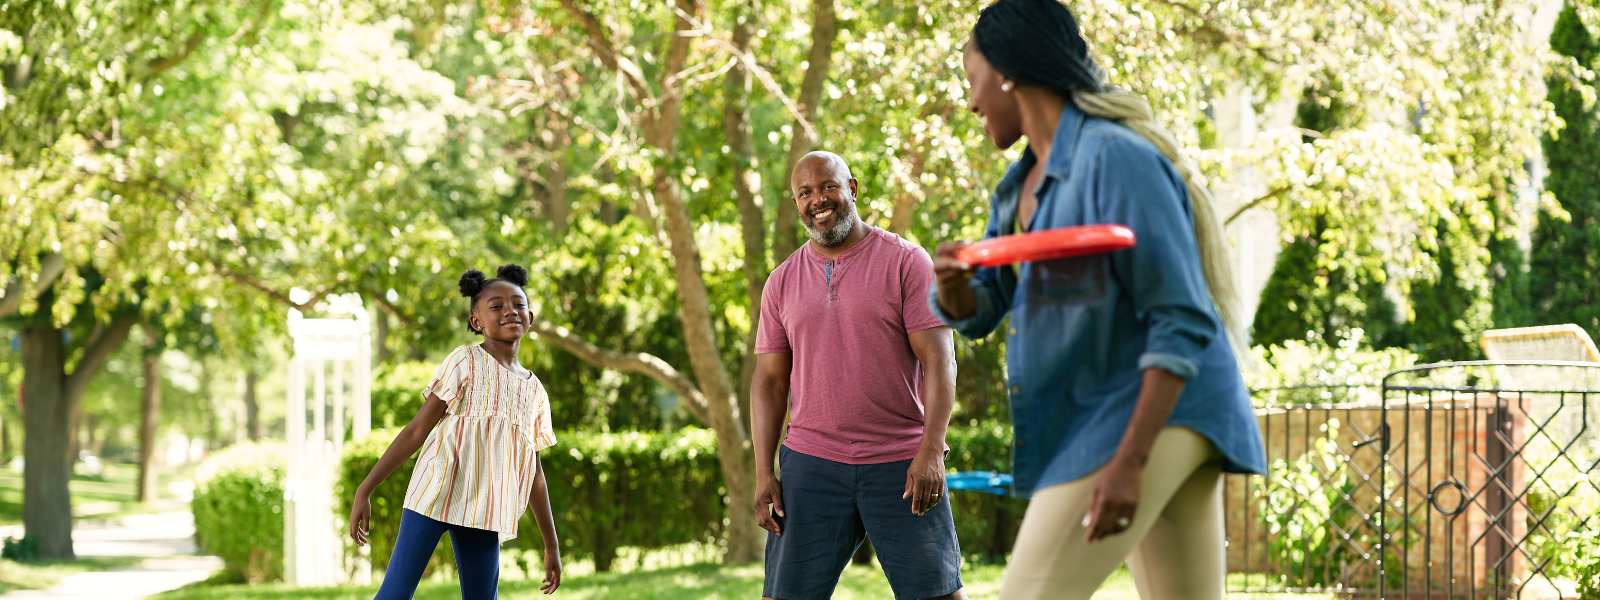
[0,0,1572,560]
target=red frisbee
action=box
[956,224,1136,268]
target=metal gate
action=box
[1226,361,1600,598]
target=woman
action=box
[928,1,1265,598]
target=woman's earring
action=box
[1001,82,1013,92]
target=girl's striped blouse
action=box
[403,345,558,543]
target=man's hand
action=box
[753,475,785,535]
[902,449,947,515]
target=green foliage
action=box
[190,441,287,583]
[1247,330,1418,406]
[334,429,441,576]
[1577,530,1600,600]
[1260,423,1359,588]
[1,535,35,561]
[527,429,726,572]
[370,363,436,430]
[1533,2,1600,341]
[338,424,1022,570]
[338,427,724,574]
[944,423,1027,564]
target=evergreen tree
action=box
[1531,2,1600,339]
[1252,74,1402,349]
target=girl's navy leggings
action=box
[373,509,501,600]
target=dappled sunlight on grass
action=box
[0,556,144,594]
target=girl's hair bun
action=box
[496,263,529,287]
[458,269,487,298]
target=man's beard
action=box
[804,201,860,248]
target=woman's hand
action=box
[1083,456,1143,543]
[540,545,562,594]
[932,241,978,319]
[348,489,372,546]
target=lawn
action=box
[153,561,1021,600]
[150,557,1331,600]
[0,556,144,594]
[0,462,188,526]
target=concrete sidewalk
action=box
[0,511,222,600]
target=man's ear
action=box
[848,178,859,200]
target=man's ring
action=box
[1115,517,1131,529]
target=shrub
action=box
[338,424,1024,570]
[945,423,1027,564]
[370,362,437,430]
[1248,330,1418,406]
[191,441,286,583]
[334,428,446,576]
[338,427,723,573]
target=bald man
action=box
[750,152,966,600]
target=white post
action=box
[284,295,374,587]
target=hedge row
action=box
[336,427,725,573]
[191,441,287,583]
[338,424,1022,570]
[194,424,1022,581]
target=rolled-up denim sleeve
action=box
[928,202,1012,340]
[1099,138,1220,381]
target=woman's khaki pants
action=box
[1000,427,1224,600]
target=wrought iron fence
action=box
[1225,361,1600,598]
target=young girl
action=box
[348,264,562,599]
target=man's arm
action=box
[750,351,793,535]
[904,326,956,515]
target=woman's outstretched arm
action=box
[528,452,561,594]
[348,393,448,546]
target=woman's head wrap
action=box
[971,0,1105,96]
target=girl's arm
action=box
[528,452,561,594]
[348,393,448,546]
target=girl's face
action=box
[964,42,1023,150]
[470,281,530,341]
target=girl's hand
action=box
[540,547,562,594]
[348,490,372,546]
[1083,456,1142,543]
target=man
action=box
[751,151,966,600]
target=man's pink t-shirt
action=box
[755,226,946,464]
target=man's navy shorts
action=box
[763,445,963,600]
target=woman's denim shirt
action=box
[928,103,1266,496]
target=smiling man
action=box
[750,151,966,600]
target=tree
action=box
[1532,2,1600,339]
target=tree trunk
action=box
[724,0,766,427]
[138,331,161,504]
[21,324,74,559]
[244,367,262,441]
[67,403,80,466]
[887,146,930,236]
[538,112,572,233]
[374,309,391,364]
[20,312,134,559]
[200,358,217,451]
[772,0,840,263]
[558,0,762,562]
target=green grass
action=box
[152,560,1335,600]
[154,562,1015,600]
[0,556,144,593]
[0,462,188,526]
